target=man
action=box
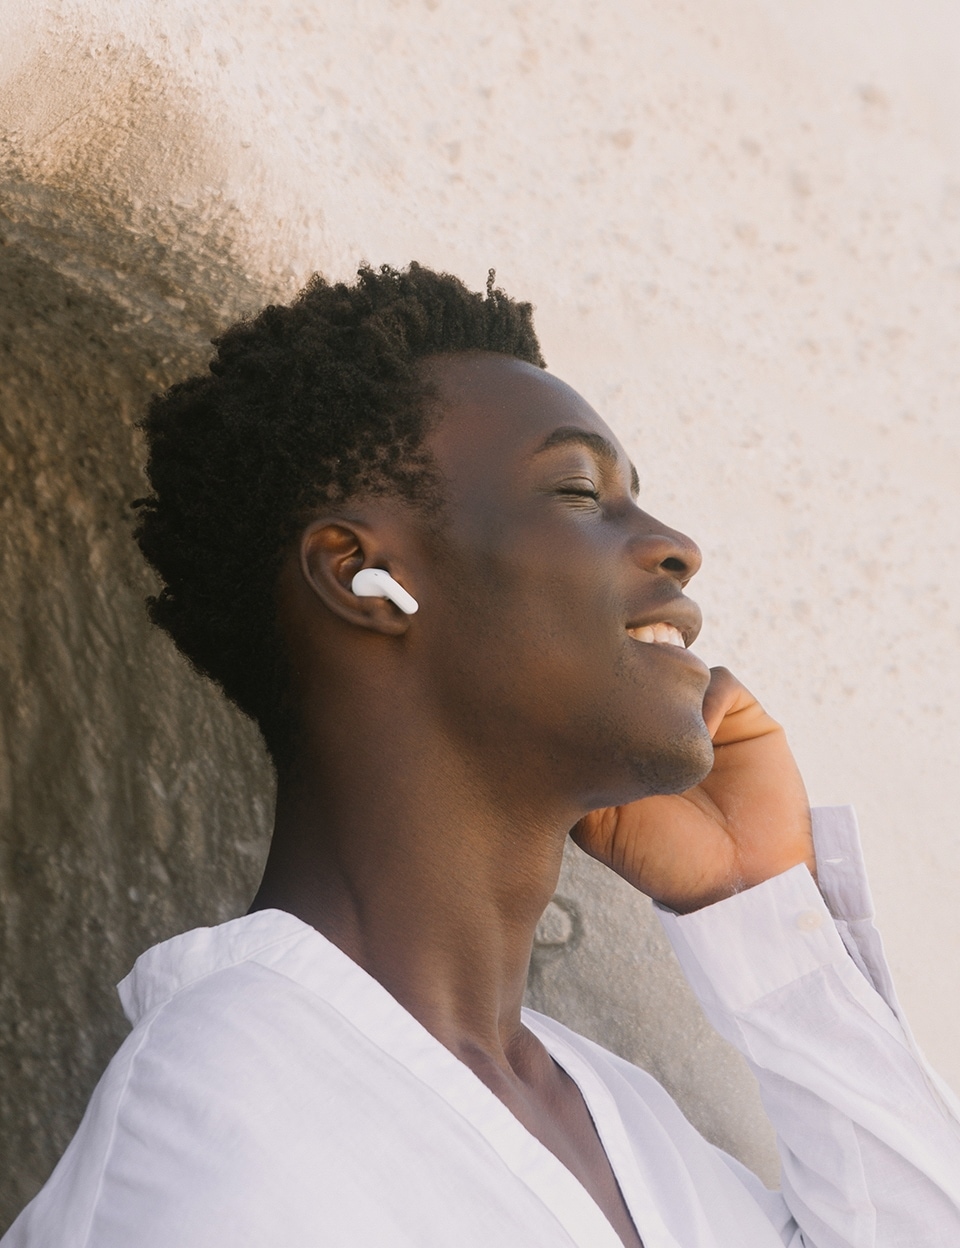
[5,263,960,1246]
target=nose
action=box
[629,517,702,585]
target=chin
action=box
[613,720,716,801]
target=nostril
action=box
[631,525,702,579]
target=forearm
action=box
[657,806,960,1248]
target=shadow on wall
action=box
[0,215,277,1228]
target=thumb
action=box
[701,666,745,738]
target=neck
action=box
[251,709,572,1068]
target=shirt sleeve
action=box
[655,805,960,1248]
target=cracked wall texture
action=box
[3,0,960,1228]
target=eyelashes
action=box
[555,486,602,506]
[555,475,601,502]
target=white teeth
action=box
[627,622,686,648]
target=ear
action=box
[299,519,414,636]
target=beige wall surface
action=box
[3,0,960,1224]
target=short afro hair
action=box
[134,262,545,766]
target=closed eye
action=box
[556,486,601,502]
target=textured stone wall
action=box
[0,242,276,1217]
[4,0,960,1227]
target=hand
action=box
[571,667,814,914]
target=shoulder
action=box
[6,920,374,1247]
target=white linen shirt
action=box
[5,806,960,1247]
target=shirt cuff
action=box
[808,804,874,923]
[654,806,881,1016]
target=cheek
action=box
[418,588,610,738]
[418,522,625,712]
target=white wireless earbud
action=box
[350,567,419,615]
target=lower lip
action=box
[629,639,711,676]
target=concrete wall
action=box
[3,0,960,1224]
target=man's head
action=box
[137,263,713,807]
[135,263,543,766]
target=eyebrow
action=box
[533,426,640,498]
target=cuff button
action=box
[795,909,824,932]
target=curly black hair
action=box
[134,262,545,766]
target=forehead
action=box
[423,352,627,484]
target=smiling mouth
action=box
[626,623,687,648]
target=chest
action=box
[494,1065,644,1248]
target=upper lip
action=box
[625,596,702,649]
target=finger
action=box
[701,666,745,737]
